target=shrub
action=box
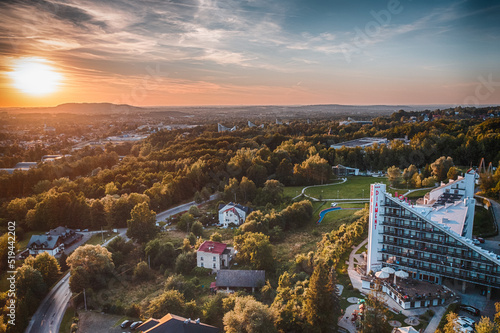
[191,267,212,277]
[126,304,141,318]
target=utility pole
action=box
[83,288,87,311]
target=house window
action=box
[213,263,216,268]
[200,257,203,261]
[213,256,216,261]
[201,262,204,267]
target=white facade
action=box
[197,249,233,272]
[367,183,386,274]
[366,171,500,294]
[218,203,249,228]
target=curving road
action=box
[155,193,219,224]
[24,229,127,333]
[25,194,219,333]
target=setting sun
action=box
[8,58,62,96]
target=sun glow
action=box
[8,58,63,96]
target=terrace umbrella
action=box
[382,267,396,274]
[375,271,390,279]
[394,270,409,283]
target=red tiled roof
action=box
[197,241,227,255]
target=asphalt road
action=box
[24,229,127,333]
[155,193,218,224]
[25,194,218,333]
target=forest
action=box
[1,106,500,332]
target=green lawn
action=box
[473,206,497,237]
[85,232,118,246]
[59,306,76,333]
[304,176,389,199]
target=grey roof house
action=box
[216,270,265,293]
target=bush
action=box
[126,304,141,318]
[175,252,196,275]
[191,221,204,237]
[191,267,212,277]
[133,261,154,281]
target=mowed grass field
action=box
[286,176,433,201]
[304,176,389,199]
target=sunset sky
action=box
[0,0,499,107]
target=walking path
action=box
[292,178,347,201]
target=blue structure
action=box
[317,206,341,224]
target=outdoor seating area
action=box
[361,269,454,310]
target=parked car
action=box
[459,304,480,316]
[477,237,485,243]
[330,202,337,207]
[130,321,143,330]
[472,239,480,245]
[120,320,132,328]
[458,316,475,327]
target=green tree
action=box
[145,239,177,269]
[133,261,154,281]
[239,176,257,203]
[25,252,61,286]
[276,158,294,186]
[126,202,158,243]
[178,213,194,232]
[90,200,107,230]
[223,296,277,333]
[431,156,454,182]
[58,251,69,271]
[233,232,274,271]
[188,205,201,217]
[447,166,459,180]
[191,221,204,237]
[147,290,187,318]
[210,232,222,242]
[402,164,418,187]
[202,293,227,328]
[361,282,392,333]
[16,264,47,299]
[303,261,340,332]
[66,245,114,292]
[273,272,306,332]
[293,155,331,185]
[175,252,196,274]
[435,312,460,333]
[258,179,284,205]
[474,316,496,333]
[387,165,402,187]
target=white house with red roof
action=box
[196,241,234,272]
[218,202,252,228]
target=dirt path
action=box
[77,311,126,333]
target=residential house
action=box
[218,202,252,228]
[215,270,265,293]
[136,313,219,333]
[27,227,83,257]
[196,241,233,272]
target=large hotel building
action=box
[367,170,500,299]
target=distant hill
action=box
[3,103,192,117]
